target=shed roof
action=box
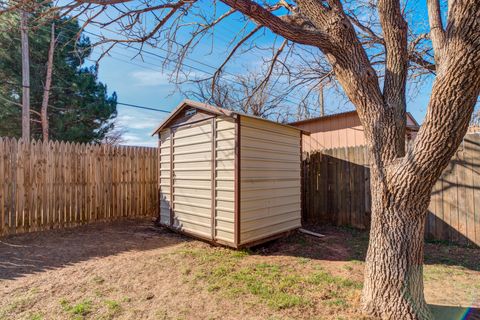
[151,99,307,136]
[288,110,420,130]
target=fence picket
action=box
[303,134,480,246]
[0,138,158,236]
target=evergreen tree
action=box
[0,8,117,143]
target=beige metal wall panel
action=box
[174,187,211,199]
[216,149,235,160]
[173,134,212,146]
[216,180,234,191]
[216,230,235,243]
[241,132,299,149]
[174,152,211,163]
[174,161,210,170]
[241,203,300,222]
[174,219,212,239]
[242,211,300,231]
[173,126,213,139]
[216,208,234,220]
[241,148,299,162]
[171,121,213,238]
[217,129,235,141]
[240,178,300,190]
[216,159,234,170]
[241,189,300,203]
[176,179,211,189]
[159,130,172,225]
[242,117,299,136]
[241,195,300,212]
[213,117,236,243]
[239,116,301,245]
[240,219,302,244]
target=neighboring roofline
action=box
[406,125,419,132]
[288,110,358,126]
[406,112,420,128]
[288,110,420,130]
[236,113,310,135]
[151,99,309,136]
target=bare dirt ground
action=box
[0,219,479,320]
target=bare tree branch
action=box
[426,0,446,64]
[211,25,263,94]
[244,39,288,110]
[219,0,333,49]
[75,0,130,4]
[378,0,409,154]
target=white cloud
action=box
[121,133,157,147]
[117,114,160,130]
[122,133,142,142]
[130,68,214,87]
[131,70,172,87]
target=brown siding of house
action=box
[296,112,418,153]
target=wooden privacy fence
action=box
[303,134,480,246]
[0,138,158,236]
[302,146,371,230]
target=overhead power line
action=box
[116,102,170,113]
[2,18,321,114]
[1,80,171,114]
[16,19,312,107]
[73,19,312,108]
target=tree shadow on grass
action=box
[0,219,187,281]
[430,304,480,320]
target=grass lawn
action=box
[0,220,478,319]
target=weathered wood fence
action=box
[0,138,158,236]
[303,134,480,246]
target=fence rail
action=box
[303,134,480,246]
[0,138,158,236]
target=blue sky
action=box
[81,1,437,147]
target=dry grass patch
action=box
[0,221,478,320]
[171,244,365,318]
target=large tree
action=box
[6,0,479,319]
[0,6,117,143]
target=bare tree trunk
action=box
[20,9,30,142]
[41,22,55,141]
[360,3,480,315]
[362,168,433,320]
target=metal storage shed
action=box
[152,99,305,248]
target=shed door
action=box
[171,119,214,240]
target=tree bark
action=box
[361,3,480,317]
[362,167,433,320]
[41,22,55,141]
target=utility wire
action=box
[71,19,313,108]
[116,102,170,113]
[80,28,310,107]
[2,18,320,114]
[1,80,171,114]
[5,23,309,108]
